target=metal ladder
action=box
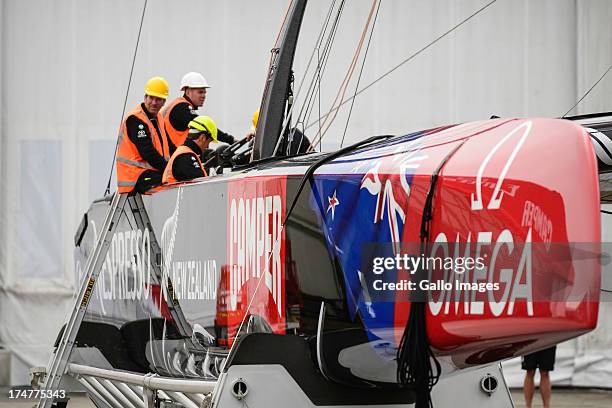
[38,192,128,408]
[127,194,192,337]
[39,192,196,407]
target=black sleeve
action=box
[172,153,206,181]
[126,116,167,172]
[170,102,235,144]
[218,129,235,144]
[167,135,177,156]
[169,102,197,131]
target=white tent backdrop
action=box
[0,0,611,385]
[503,213,612,388]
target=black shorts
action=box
[522,346,556,371]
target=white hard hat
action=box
[180,72,210,90]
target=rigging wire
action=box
[273,0,343,156]
[307,0,497,148]
[284,0,345,148]
[317,46,322,152]
[228,4,344,351]
[272,1,294,52]
[103,0,148,196]
[275,0,347,156]
[298,0,346,152]
[308,0,380,150]
[562,62,612,118]
[340,0,382,148]
[300,1,344,132]
[262,0,294,88]
[227,135,394,362]
[226,226,284,358]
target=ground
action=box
[510,388,612,408]
[1,388,612,407]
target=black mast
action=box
[251,0,308,161]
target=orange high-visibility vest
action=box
[116,105,169,193]
[162,144,207,184]
[161,96,193,148]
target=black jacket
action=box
[125,103,176,172]
[168,96,235,145]
[171,139,206,181]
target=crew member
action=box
[162,115,218,183]
[116,77,171,194]
[249,107,310,155]
[522,346,556,408]
[161,72,235,149]
[244,108,259,140]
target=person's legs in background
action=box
[540,370,552,408]
[523,369,536,408]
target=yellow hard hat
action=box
[252,109,260,128]
[144,76,169,99]
[188,115,218,142]
[250,109,260,132]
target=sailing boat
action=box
[36,0,606,407]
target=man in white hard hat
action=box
[161,72,236,151]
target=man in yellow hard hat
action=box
[116,76,172,194]
[162,116,218,184]
[161,72,237,150]
[244,108,259,141]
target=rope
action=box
[562,62,612,118]
[317,47,322,152]
[227,135,394,361]
[397,140,465,408]
[264,0,293,74]
[299,0,346,134]
[299,3,344,140]
[309,0,380,150]
[273,1,294,51]
[104,0,148,196]
[283,0,345,147]
[306,0,498,140]
[340,0,382,148]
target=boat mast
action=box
[251,0,308,161]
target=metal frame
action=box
[38,193,197,407]
[65,364,215,408]
[38,192,128,408]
